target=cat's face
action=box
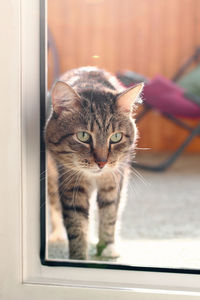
[45,81,143,175]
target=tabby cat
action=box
[45,67,143,260]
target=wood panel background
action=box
[48,0,200,153]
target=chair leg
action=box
[133,122,200,172]
[163,113,200,136]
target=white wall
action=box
[0,0,21,296]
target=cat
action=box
[45,66,143,260]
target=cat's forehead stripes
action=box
[80,89,117,134]
[88,114,115,139]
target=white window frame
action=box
[1,0,200,298]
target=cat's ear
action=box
[51,81,81,115]
[116,83,144,113]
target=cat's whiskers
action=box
[58,164,77,177]
[110,170,120,194]
[134,147,151,151]
[40,162,74,182]
[116,167,138,196]
[40,170,48,182]
[52,166,76,184]
[58,169,80,192]
[120,160,149,187]
[118,160,147,191]
[57,165,79,187]
[58,171,81,207]
[130,166,149,187]
[40,166,64,182]
[115,167,131,195]
[72,171,83,212]
[42,170,75,211]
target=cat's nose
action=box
[95,160,107,169]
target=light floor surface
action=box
[47,153,200,270]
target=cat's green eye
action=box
[76,131,91,143]
[110,132,123,143]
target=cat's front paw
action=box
[101,243,120,258]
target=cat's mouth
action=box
[83,163,118,175]
[80,164,106,175]
[80,160,119,175]
[92,169,102,174]
[86,166,104,174]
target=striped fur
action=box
[45,67,143,260]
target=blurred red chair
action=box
[117,48,200,171]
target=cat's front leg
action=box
[47,151,66,243]
[97,173,123,258]
[59,178,91,260]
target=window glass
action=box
[43,0,200,271]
